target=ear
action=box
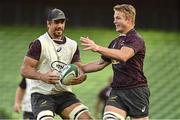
[47,20,51,27]
[126,17,132,24]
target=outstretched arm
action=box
[82,59,110,73]
[80,37,135,62]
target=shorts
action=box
[106,87,150,118]
[31,91,80,118]
[23,111,35,120]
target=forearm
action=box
[81,37,134,62]
[97,46,135,62]
[21,65,42,80]
[97,46,124,62]
[83,60,109,73]
[14,87,25,104]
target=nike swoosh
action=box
[41,101,47,105]
[57,47,62,52]
[142,106,146,112]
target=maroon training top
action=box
[101,29,148,89]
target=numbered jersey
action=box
[28,32,79,95]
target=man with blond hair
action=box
[81,4,150,120]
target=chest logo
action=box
[57,47,62,52]
[51,61,67,72]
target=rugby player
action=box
[13,77,35,119]
[21,8,93,120]
[81,4,150,120]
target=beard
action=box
[53,28,64,38]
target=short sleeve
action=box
[19,77,26,89]
[101,40,115,63]
[124,36,144,54]
[26,40,41,61]
[71,46,80,63]
[101,55,111,63]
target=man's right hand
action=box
[40,70,60,84]
[13,103,21,113]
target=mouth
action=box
[55,29,63,34]
[55,28,63,32]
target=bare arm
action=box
[13,87,25,113]
[82,59,110,73]
[97,46,134,62]
[21,56,41,80]
[80,37,135,62]
[21,56,59,84]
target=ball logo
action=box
[51,61,67,72]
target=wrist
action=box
[96,45,101,52]
[39,73,43,80]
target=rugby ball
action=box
[60,64,80,85]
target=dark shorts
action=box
[31,91,80,118]
[106,87,150,118]
[23,111,35,120]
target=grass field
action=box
[0,26,180,119]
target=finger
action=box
[80,37,88,40]
[71,79,85,85]
[80,37,91,42]
[81,43,92,47]
[49,77,59,81]
[83,47,93,51]
[49,74,59,77]
[49,80,59,84]
[80,39,89,44]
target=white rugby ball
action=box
[60,64,80,85]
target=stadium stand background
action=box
[0,0,179,30]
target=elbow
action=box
[117,56,128,62]
[20,66,27,77]
[121,58,128,62]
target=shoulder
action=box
[29,39,41,49]
[109,36,120,46]
[126,31,145,45]
[65,36,77,46]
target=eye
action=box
[54,19,65,24]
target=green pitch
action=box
[0,26,180,119]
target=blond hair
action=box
[113,4,136,24]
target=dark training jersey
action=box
[19,77,26,89]
[101,29,147,89]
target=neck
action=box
[122,26,134,34]
[48,31,62,40]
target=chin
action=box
[116,28,123,33]
[55,32,62,37]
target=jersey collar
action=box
[47,32,66,44]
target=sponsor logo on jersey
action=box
[109,96,118,102]
[51,61,67,72]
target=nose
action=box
[113,20,116,24]
[113,18,117,24]
[57,23,63,28]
